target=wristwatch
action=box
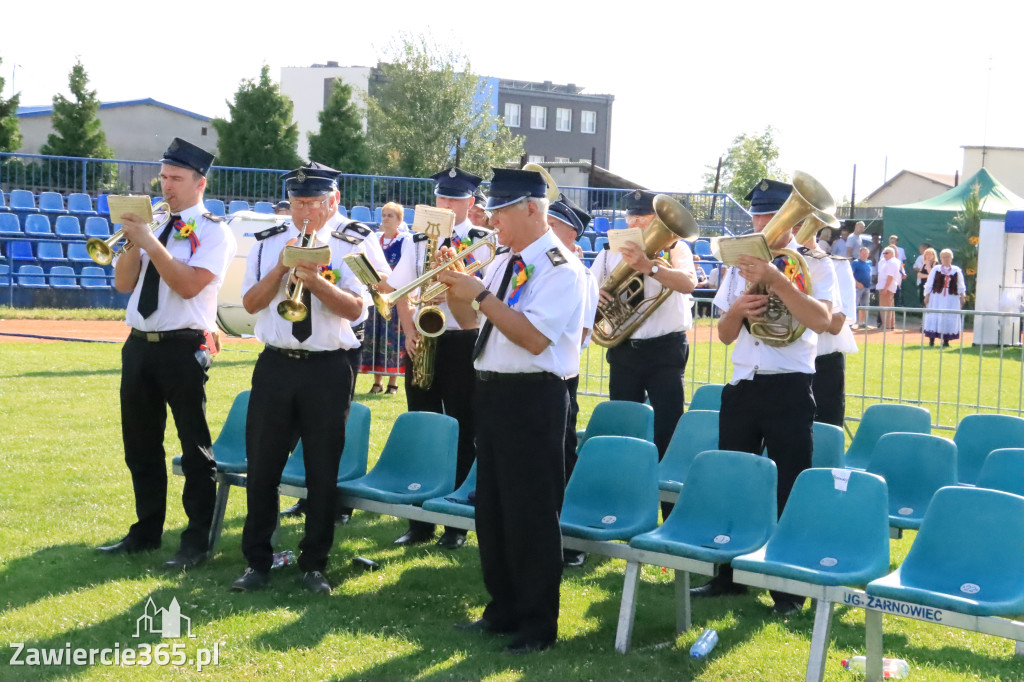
[471,290,491,311]
[649,264,660,277]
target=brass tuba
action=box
[744,171,835,346]
[591,194,699,348]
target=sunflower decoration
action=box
[318,265,341,284]
[966,268,977,276]
[172,218,200,253]
[968,236,980,245]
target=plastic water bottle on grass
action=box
[842,655,909,679]
[689,629,718,658]
[271,550,295,569]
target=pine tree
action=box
[212,65,301,170]
[40,59,112,159]
[308,79,369,174]
[0,57,22,153]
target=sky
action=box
[5,0,1024,205]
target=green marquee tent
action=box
[882,168,1024,306]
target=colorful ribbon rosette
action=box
[773,254,806,293]
[318,264,341,285]
[172,218,200,254]
[506,259,534,306]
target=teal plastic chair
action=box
[952,414,1024,485]
[173,390,251,474]
[974,448,1024,496]
[656,410,719,500]
[845,404,931,470]
[576,400,654,454]
[616,451,777,652]
[421,460,478,519]
[337,411,458,504]
[560,436,660,542]
[812,421,846,468]
[866,433,957,534]
[280,402,371,488]
[688,383,723,411]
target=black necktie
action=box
[137,216,177,319]
[291,288,313,342]
[472,254,520,360]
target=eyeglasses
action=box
[484,199,526,220]
[381,212,399,219]
[291,197,328,211]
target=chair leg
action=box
[804,599,834,682]
[615,560,642,654]
[674,570,691,633]
[1014,639,1023,657]
[865,610,884,682]
[207,479,231,555]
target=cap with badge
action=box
[549,194,592,239]
[485,168,547,210]
[624,189,656,216]
[161,137,215,177]
[283,161,341,197]
[744,178,793,215]
[472,188,487,206]
[272,200,291,212]
[431,167,483,199]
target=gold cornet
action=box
[86,201,171,266]
[277,220,315,322]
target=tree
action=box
[365,34,523,179]
[948,182,982,309]
[40,59,112,160]
[0,57,22,153]
[307,79,369,174]
[213,65,301,170]
[703,126,787,204]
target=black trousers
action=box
[607,331,689,457]
[715,373,815,603]
[564,375,581,482]
[475,374,567,643]
[120,334,216,552]
[812,352,845,428]
[242,348,352,573]
[404,328,477,535]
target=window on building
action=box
[555,108,572,132]
[201,127,208,136]
[527,155,545,164]
[554,156,570,163]
[581,110,596,134]
[504,102,521,128]
[530,106,547,130]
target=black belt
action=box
[130,328,205,343]
[476,370,562,383]
[626,330,686,349]
[445,328,479,337]
[265,344,350,360]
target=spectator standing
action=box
[914,245,937,305]
[923,248,967,347]
[850,246,874,328]
[876,246,900,330]
[361,202,408,395]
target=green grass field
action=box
[1,338,1023,681]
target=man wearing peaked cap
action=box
[385,166,492,551]
[99,137,237,572]
[624,189,656,219]
[468,188,488,228]
[700,177,835,615]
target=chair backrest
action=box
[0,264,9,286]
[95,194,110,215]
[663,450,777,552]
[9,241,34,260]
[210,391,251,465]
[37,241,65,260]
[54,215,83,237]
[9,189,36,210]
[612,217,628,230]
[403,207,415,225]
[0,213,22,234]
[227,200,250,214]
[688,383,724,411]
[204,199,226,217]
[67,193,94,213]
[80,266,109,288]
[562,436,660,531]
[287,402,373,483]
[254,201,275,214]
[592,236,609,252]
[896,486,1024,611]
[974,448,1024,496]
[84,216,111,238]
[693,238,714,258]
[364,412,458,491]
[593,216,610,234]
[49,265,78,287]
[373,207,383,224]
[866,432,958,521]
[952,414,1024,485]
[38,191,65,212]
[24,214,53,236]
[350,205,373,223]
[67,242,94,262]
[763,469,891,581]
[658,410,719,486]
[579,400,655,451]
[336,205,348,218]
[812,421,846,468]
[17,264,46,287]
[576,236,592,251]
[845,404,931,469]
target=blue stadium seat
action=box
[351,205,372,223]
[38,191,68,217]
[0,191,8,213]
[373,207,383,224]
[974,448,1024,496]
[403,207,415,225]
[867,433,958,534]
[576,236,592,251]
[67,242,94,263]
[17,264,47,287]
[693,238,714,258]
[84,216,111,238]
[688,383,723,411]
[227,200,250,214]
[0,213,21,235]
[0,264,9,286]
[80,266,109,288]
[577,400,654,454]
[254,201,275,214]
[952,413,1024,485]
[617,450,777,651]
[657,410,719,501]
[54,215,83,238]
[67,193,96,217]
[812,421,846,468]
[845,404,931,470]
[612,217,628,230]
[151,196,164,205]
[281,403,371,488]
[204,199,226,217]
[24,214,54,238]
[592,216,610,234]
[95,194,110,215]
[37,241,66,262]
[49,265,79,288]
[8,189,39,215]
[336,205,348,219]
[8,241,34,260]
[422,460,478,519]
[592,236,609,252]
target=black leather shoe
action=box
[454,618,515,635]
[281,500,306,517]
[393,529,433,546]
[772,598,804,616]
[163,548,208,570]
[97,538,160,555]
[436,530,466,550]
[562,550,586,568]
[302,571,331,595]
[231,567,269,592]
[689,580,748,598]
[504,637,553,655]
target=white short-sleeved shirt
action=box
[387,219,493,331]
[581,268,600,348]
[589,238,696,339]
[713,238,837,383]
[876,256,901,293]
[475,229,585,377]
[241,222,367,351]
[124,201,237,332]
[322,212,392,310]
[818,256,858,356]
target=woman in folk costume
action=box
[923,248,967,347]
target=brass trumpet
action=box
[277,220,315,322]
[86,201,171,266]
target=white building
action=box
[280,62,372,161]
[962,146,1024,199]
